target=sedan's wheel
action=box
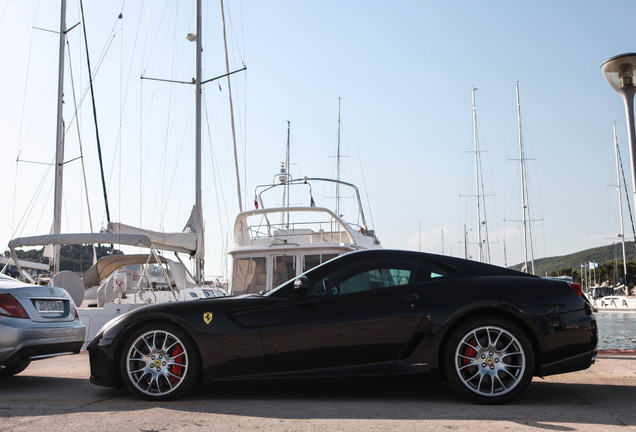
[445,317,534,404]
[120,323,200,400]
[0,359,31,377]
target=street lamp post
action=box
[601,53,636,217]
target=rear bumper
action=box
[539,349,597,376]
[0,319,86,364]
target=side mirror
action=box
[293,276,310,295]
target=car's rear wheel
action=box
[0,359,31,377]
[120,323,200,400]
[444,316,535,404]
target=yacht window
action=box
[232,257,267,295]
[303,254,339,272]
[273,255,296,287]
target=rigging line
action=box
[221,0,243,212]
[139,3,146,228]
[159,3,180,228]
[116,5,143,129]
[15,159,55,166]
[476,113,493,262]
[159,93,194,227]
[617,145,636,244]
[72,10,121,110]
[67,37,97,264]
[0,0,11,26]
[224,0,247,66]
[524,161,536,273]
[16,0,42,160]
[11,160,53,240]
[203,90,232,248]
[33,180,55,239]
[241,63,248,211]
[119,6,123,226]
[139,0,170,77]
[79,0,111,223]
[354,143,376,232]
[66,38,93,232]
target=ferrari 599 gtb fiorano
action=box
[88,249,597,404]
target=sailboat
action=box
[590,123,636,311]
[5,0,240,343]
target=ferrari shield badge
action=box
[203,312,213,324]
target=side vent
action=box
[400,331,425,359]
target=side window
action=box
[307,259,414,297]
[414,259,455,283]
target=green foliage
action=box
[4,245,121,273]
[511,241,636,285]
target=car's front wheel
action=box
[120,323,200,400]
[444,316,535,404]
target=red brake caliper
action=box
[462,338,477,366]
[169,344,185,383]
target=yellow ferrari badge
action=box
[203,312,213,324]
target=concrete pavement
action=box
[0,352,634,431]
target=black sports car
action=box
[87,249,597,404]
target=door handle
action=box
[402,293,420,302]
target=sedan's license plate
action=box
[35,300,64,313]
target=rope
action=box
[617,145,636,245]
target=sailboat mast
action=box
[613,122,628,285]
[52,0,67,275]
[336,96,341,217]
[472,86,484,262]
[194,0,203,283]
[220,0,243,212]
[516,82,533,274]
[284,120,290,227]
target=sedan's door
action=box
[260,256,426,374]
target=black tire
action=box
[444,316,535,404]
[0,359,31,377]
[119,323,201,400]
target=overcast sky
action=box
[1,0,635,276]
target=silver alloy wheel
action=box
[125,329,189,397]
[454,325,526,397]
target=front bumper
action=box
[87,336,122,388]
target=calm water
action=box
[595,312,636,350]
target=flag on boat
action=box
[310,192,316,207]
[254,195,259,209]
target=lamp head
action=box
[601,53,636,92]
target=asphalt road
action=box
[0,352,634,432]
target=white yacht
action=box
[229,175,381,295]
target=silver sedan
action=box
[0,273,86,376]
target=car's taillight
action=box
[0,293,29,318]
[569,283,582,296]
[74,305,79,319]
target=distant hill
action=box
[510,241,636,283]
